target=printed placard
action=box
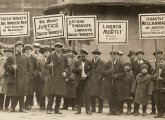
[0,12,30,37]
[65,16,96,40]
[33,14,64,41]
[97,20,128,44]
[139,13,165,39]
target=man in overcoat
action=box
[62,48,77,111]
[102,50,125,115]
[72,48,92,115]
[46,43,68,114]
[89,49,104,113]
[4,41,32,112]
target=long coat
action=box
[46,52,68,96]
[4,54,32,96]
[121,70,134,100]
[0,56,8,94]
[65,57,77,98]
[88,58,104,98]
[30,52,45,94]
[132,59,153,78]
[102,60,125,102]
[132,73,153,105]
[152,66,165,106]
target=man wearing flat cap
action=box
[131,49,153,114]
[89,49,104,113]
[30,42,45,110]
[102,50,125,115]
[46,42,69,114]
[149,49,165,118]
[4,41,32,113]
[72,48,92,115]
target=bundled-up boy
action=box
[131,63,153,116]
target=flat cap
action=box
[136,49,144,55]
[32,43,41,48]
[54,42,63,47]
[24,44,32,50]
[80,48,88,55]
[15,41,24,47]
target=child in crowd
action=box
[131,64,153,116]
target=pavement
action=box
[0,104,164,120]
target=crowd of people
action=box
[0,41,164,118]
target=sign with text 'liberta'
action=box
[65,16,96,40]
[139,13,165,39]
[0,12,30,37]
[97,20,128,44]
[33,14,64,41]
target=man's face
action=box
[129,54,136,61]
[93,53,100,60]
[55,45,62,53]
[15,45,23,53]
[111,54,119,61]
[43,51,50,58]
[25,49,32,55]
[33,46,40,53]
[81,52,87,60]
[155,53,163,60]
[137,53,144,60]
[67,51,73,58]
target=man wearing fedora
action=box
[127,50,136,64]
[72,48,92,115]
[46,43,68,114]
[102,50,125,115]
[4,41,32,112]
[89,49,104,113]
[150,49,165,118]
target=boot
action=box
[75,107,81,114]
[91,107,96,112]
[150,111,156,115]
[97,109,103,113]
[142,112,147,116]
[86,107,92,115]
[55,108,62,114]
[107,108,115,115]
[126,109,131,115]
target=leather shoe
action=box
[19,109,28,113]
[142,112,147,116]
[97,109,102,113]
[150,111,156,115]
[8,109,15,112]
[154,113,162,118]
[47,110,52,114]
[86,110,92,115]
[75,110,81,114]
[55,110,62,114]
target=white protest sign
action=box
[0,12,30,37]
[65,16,96,40]
[33,14,64,41]
[97,20,128,44]
[139,13,165,39]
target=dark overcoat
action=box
[46,52,68,96]
[4,54,32,96]
[132,59,153,78]
[65,57,77,98]
[132,73,153,105]
[101,60,125,102]
[88,58,104,98]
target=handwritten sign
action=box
[97,20,128,44]
[65,16,96,40]
[0,12,30,37]
[33,14,64,41]
[139,13,165,39]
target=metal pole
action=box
[49,40,54,75]
[155,39,159,89]
[14,37,16,78]
[111,45,114,85]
